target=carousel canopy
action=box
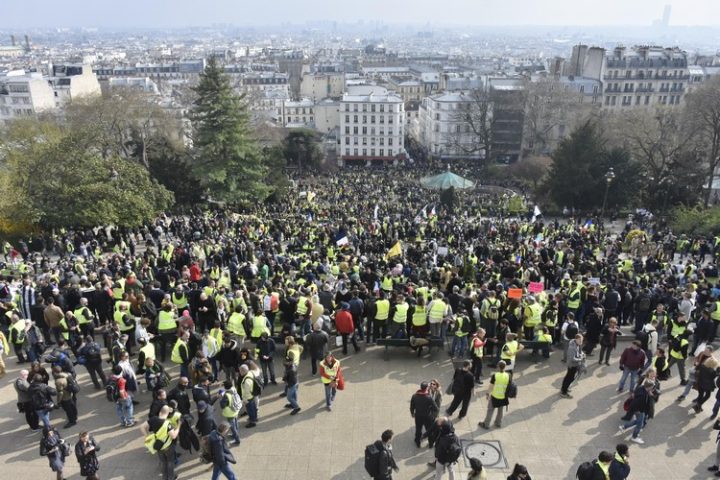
[419,170,476,190]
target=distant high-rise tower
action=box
[662,4,671,27]
[24,34,30,52]
[10,35,16,46]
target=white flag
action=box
[374,204,379,220]
[336,236,349,246]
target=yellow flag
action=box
[385,241,402,260]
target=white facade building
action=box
[339,87,406,164]
[418,91,483,160]
[281,98,315,128]
[300,71,345,101]
[0,71,55,123]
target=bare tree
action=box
[446,89,493,160]
[684,76,720,206]
[522,77,593,155]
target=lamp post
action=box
[600,167,615,223]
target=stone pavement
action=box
[0,341,715,480]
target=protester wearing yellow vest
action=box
[501,332,523,372]
[171,332,191,379]
[371,294,391,343]
[250,311,270,341]
[389,295,409,338]
[141,405,179,479]
[137,337,156,374]
[156,305,177,363]
[479,361,510,429]
[451,313,471,359]
[9,315,27,363]
[427,293,448,339]
[74,298,94,338]
[668,331,690,384]
[219,379,242,445]
[319,352,341,411]
[522,297,543,341]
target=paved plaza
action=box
[0,338,716,480]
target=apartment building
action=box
[339,87,406,164]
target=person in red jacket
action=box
[618,341,647,394]
[335,303,359,355]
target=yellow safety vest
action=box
[412,306,427,326]
[538,333,553,343]
[171,338,187,364]
[145,419,173,454]
[598,460,610,479]
[381,277,393,292]
[491,372,510,399]
[320,359,340,384]
[296,297,309,316]
[172,292,187,309]
[251,315,269,338]
[428,300,446,323]
[114,310,134,332]
[74,307,91,325]
[11,319,25,344]
[158,310,177,333]
[210,328,223,348]
[670,321,686,338]
[524,303,542,328]
[712,302,720,322]
[375,299,390,321]
[139,342,156,362]
[670,339,688,360]
[227,312,246,337]
[455,316,468,337]
[501,340,518,361]
[567,288,581,309]
[221,390,241,418]
[287,345,302,366]
[393,303,409,324]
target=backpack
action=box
[105,378,120,402]
[637,296,651,312]
[486,299,500,320]
[460,316,472,334]
[506,381,518,399]
[32,388,51,411]
[364,443,382,477]
[443,433,463,463]
[86,343,102,361]
[576,461,596,480]
[66,375,80,394]
[251,376,263,397]
[220,391,242,413]
[565,323,579,341]
[635,330,649,350]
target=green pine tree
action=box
[189,57,268,204]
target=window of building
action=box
[362,148,367,156]
[371,115,376,124]
[605,96,611,106]
[345,115,350,122]
[371,148,375,156]
[380,149,384,156]
[389,116,394,124]
[353,104,358,112]
[362,104,367,112]
[345,137,350,145]
[353,137,358,145]
[625,70,631,78]
[354,148,358,156]
[388,138,393,146]
[645,96,650,105]
[380,138,384,146]
[371,127,375,135]
[362,137,367,145]
[362,127,367,134]
[345,148,350,155]
[380,104,385,112]
[287,116,291,123]
[636,96,641,105]
[611,96,616,106]
[353,126,358,134]
[371,104,376,112]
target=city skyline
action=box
[2,0,719,28]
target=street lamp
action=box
[600,167,615,223]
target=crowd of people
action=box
[0,167,719,479]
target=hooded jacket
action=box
[434,422,458,464]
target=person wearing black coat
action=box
[208,425,237,479]
[192,376,219,407]
[372,430,399,480]
[409,381,439,447]
[583,307,604,355]
[692,352,719,413]
[506,463,532,480]
[217,339,239,383]
[167,378,191,415]
[445,360,475,419]
[434,421,459,478]
[618,380,654,444]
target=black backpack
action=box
[443,433,463,463]
[32,388,50,411]
[364,443,382,477]
[576,460,596,480]
[66,375,80,394]
[105,379,120,402]
[635,330,649,350]
[86,343,102,361]
[251,376,263,397]
[565,323,579,341]
[506,381,518,399]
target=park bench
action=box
[376,337,445,361]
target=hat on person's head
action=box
[341,302,350,310]
[197,401,208,412]
[420,381,429,390]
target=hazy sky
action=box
[2,0,719,28]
